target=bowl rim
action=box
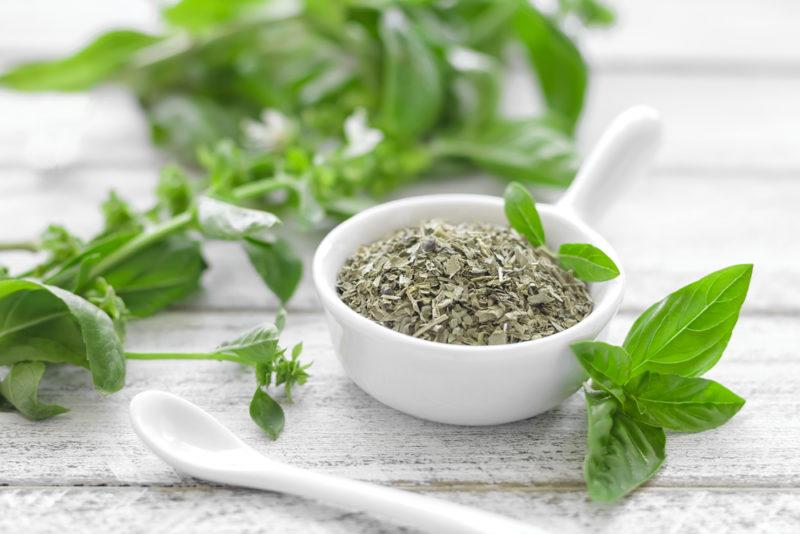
[312,194,625,358]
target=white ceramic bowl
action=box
[312,106,662,425]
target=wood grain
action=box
[0,1,797,532]
[0,311,796,489]
[1,486,798,534]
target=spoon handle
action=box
[224,460,545,534]
[558,105,662,225]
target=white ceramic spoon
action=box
[130,390,546,534]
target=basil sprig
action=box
[0,274,309,439]
[0,179,307,438]
[503,182,621,282]
[573,264,752,501]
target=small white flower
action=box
[243,109,297,152]
[343,108,384,158]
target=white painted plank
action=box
[581,71,800,172]
[1,486,798,534]
[0,168,794,313]
[584,0,800,68]
[0,312,796,488]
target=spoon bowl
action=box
[312,106,662,425]
[130,389,261,473]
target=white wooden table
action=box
[1,1,799,532]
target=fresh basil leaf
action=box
[85,278,129,339]
[156,165,194,217]
[572,341,630,402]
[378,8,444,140]
[196,196,280,240]
[244,238,302,303]
[513,4,587,132]
[39,225,83,265]
[274,346,311,403]
[624,264,753,378]
[558,243,620,282]
[0,30,162,91]
[0,388,12,410]
[250,386,285,440]
[560,0,616,27]
[291,342,303,359]
[584,391,665,502]
[0,280,125,393]
[304,0,346,34]
[101,191,141,234]
[433,118,579,187]
[275,308,287,334]
[447,47,501,131]
[46,231,135,285]
[163,0,264,33]
[624,372,745,433]
[216,323,280,365]
[0,362,68,420]
[504,182,545,247]
[102,236,206,317]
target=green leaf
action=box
[39,225,83,265]
[0,362,68,420]
[244,238,303,303]
[513,4,587,132]
[378,8,444,140]
[624,372,745,433]
[101,191,141,234]
[624,265,753,378]
[558,243,620,282]
[0,30,162,91]
[163,0,263,33]
[196,196,280,240]
[156,165,194,216]
[85,277,129,339]
[46,229,206,317]
[447,47,502,131]
[216,323,280,365]
[275,308,287,334]
[433,118,579,187]
[504,182,545,247]
[560,0,616,27]
[101,236,206,317]
[275,344,310,403]
[572,341,630,402]
[584,391,665,502]
[249,387,285,440]
[0,279,125,393]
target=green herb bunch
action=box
[574,264,751,501]
[1,0,613,220]
[502,181,751,501]
[0,173,308,438]
[0,0,612,437]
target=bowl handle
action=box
[557,105,663,225]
